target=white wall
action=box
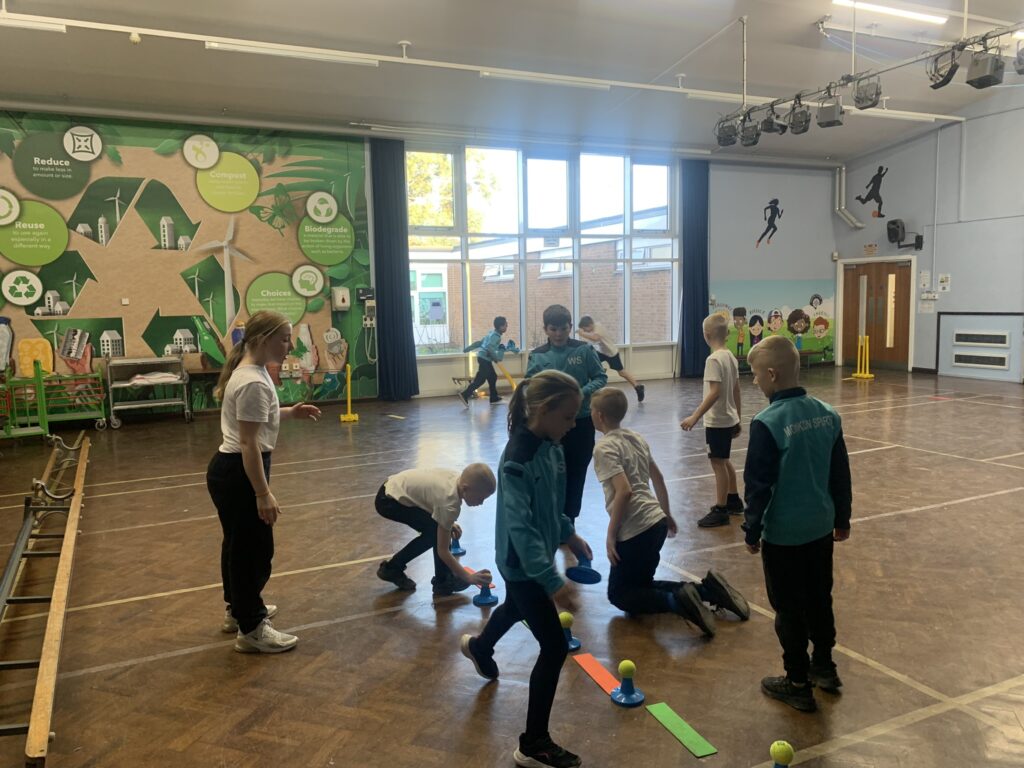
[835,89,1024,370]
[710,164,837,283]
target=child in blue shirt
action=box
[461,369,593,768]
[526,305,607,522]
[458,316,509,406]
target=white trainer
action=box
[222,604,278,634]
[234,619,298,654]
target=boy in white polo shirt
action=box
[375,464,495,596]
[591,388,749,637]
[681,313,743,528]
[578,316,644,402]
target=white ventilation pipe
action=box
[834,166,865,229]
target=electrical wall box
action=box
[356,287,375,302]
[331,286,351,311]
[362,299,377,329]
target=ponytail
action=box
[506,370,582,435]
[214,310,290,400]
[507,378,531,434]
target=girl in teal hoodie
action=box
[461,370,593,768]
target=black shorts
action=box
[598,352,623,371]
[705,426,736,459]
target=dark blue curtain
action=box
[370,138,419,400]
[679,159,710,377]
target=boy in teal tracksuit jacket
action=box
[742,336,852,714]
[526,305,607,521]
[459,316,509,405]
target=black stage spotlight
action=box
[854,77,882,110]
[740,116,761,147]
[928,50,960,89]
[966,50,1005,88]
[760,107,788,135]
[788,99,811,135]
[715,117,738,147]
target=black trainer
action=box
[635,384,646,403]
[456,391,470,408]
[761,675,817,712]
[809,661,843,693]
[489,396,504,403]
[376,561,416,590]
[460,634,499,680]
[701,569,750,620]
[697,506,730,528]
[674,582,716,637]
[725,495,744,515]
[432,574,472,596]
[514,735,582,768]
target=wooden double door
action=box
[842,261,911,369]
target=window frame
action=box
[404,145,681,355]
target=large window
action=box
[406,148,678,356]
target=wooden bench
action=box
[0,434,90,767]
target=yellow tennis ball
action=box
[770,740,794,765]
[558,611,573,629]
[618,659,636,678]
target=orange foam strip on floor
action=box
[462,567,495,589]
[573,653,619,695]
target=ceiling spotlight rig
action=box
[714,19,1022,148]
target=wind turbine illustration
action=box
[195,217,251,333]
[44,324,62,352]
[202,292,217,323]
[185,266,204,299]
[64,273,83,303]
[105,188,124,225]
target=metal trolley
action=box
[104,355,191,429]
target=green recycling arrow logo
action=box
[2,269,44,306]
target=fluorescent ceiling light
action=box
[204,41,379,67]
[832,1,948,25]
[479,70,611,91]
[1014,31,1024,39]
[0,13,67,33]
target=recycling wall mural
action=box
[0,111,376,406]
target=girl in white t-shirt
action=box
[207,310,321,654]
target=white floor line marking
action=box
[843,433,1024,471]
[0,457,407,511]
[0,554,391,625]
[0,446,418,500]
[957,398,1024,411]
[854,487,1023,525]
[667,563,1011,741]
[78,492,380,539]
[985,451,1024,462]
[0,601,443,694]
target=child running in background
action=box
[681,313,743,528]
[577,315,644,402]
[591,388,749,638]
[458,315,509,406]
[460,370,593,768]
[743,336,852,713]
[375,464,496,596]
[527,305,607,524]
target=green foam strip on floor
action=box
[646,702,717,758]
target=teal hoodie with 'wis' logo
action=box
[495,426,576,595]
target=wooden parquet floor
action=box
[0,369,1022,767]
